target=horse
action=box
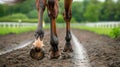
[2,0,73,60]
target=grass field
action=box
[0,23,119,38]
[0,24,50,35]
[44,23,115,38]
[0,27,36,35]
[72,26,113,38]
[0,24,113,37]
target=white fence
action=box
[85,22,120,28]
[0,22,120,28]
[0,22,37,28]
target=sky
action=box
[0,0,15,4]
[0,0,4,4]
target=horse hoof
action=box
[63,44,73,52]
[63,48,73,52]
[49,50,61,59]
[30,47,45,60]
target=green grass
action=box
[0,23,50,35]
[0,18,38,23]
[72,26,113,38]
[0,23,118,39]
[0,27,36,35]
[0,13,38,23]
[0,24,50,35]
[44,23,114,38]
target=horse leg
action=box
[47,0,60,59]
[30,0,46,60]
[63,0,73,52]
[35,0,46,40]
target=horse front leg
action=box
[30,0,46,60]
[48,0,60,59]
[63,0,73,52]
[35,0,46,40]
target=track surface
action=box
[0,29,120,67]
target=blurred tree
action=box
[44,10,50,23]
[83,0,89,11]
[114,0,120,21]
[0,0,120,22]
[0,0,35,17]
[59,0,64,14]
[82,0,90,21]
[57,14,64,23]
[0,5,4,17]
[27,10,38,18]
[84,0,101,22]
[72,2,83,22]
[0,5,10,17]
[100,0,116,21]
[19,0,36,14]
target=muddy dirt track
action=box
[0,28,120,67]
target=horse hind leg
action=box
[47,0,60,59]
[63,0,73,52]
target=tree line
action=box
[0,0,120,23]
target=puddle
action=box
[0,40,33,55]
[71,32,91,67]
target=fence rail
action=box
[0,22,37,28]
[0,22,120,28]
[85,22,120,28]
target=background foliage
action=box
[0,0,120,23]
